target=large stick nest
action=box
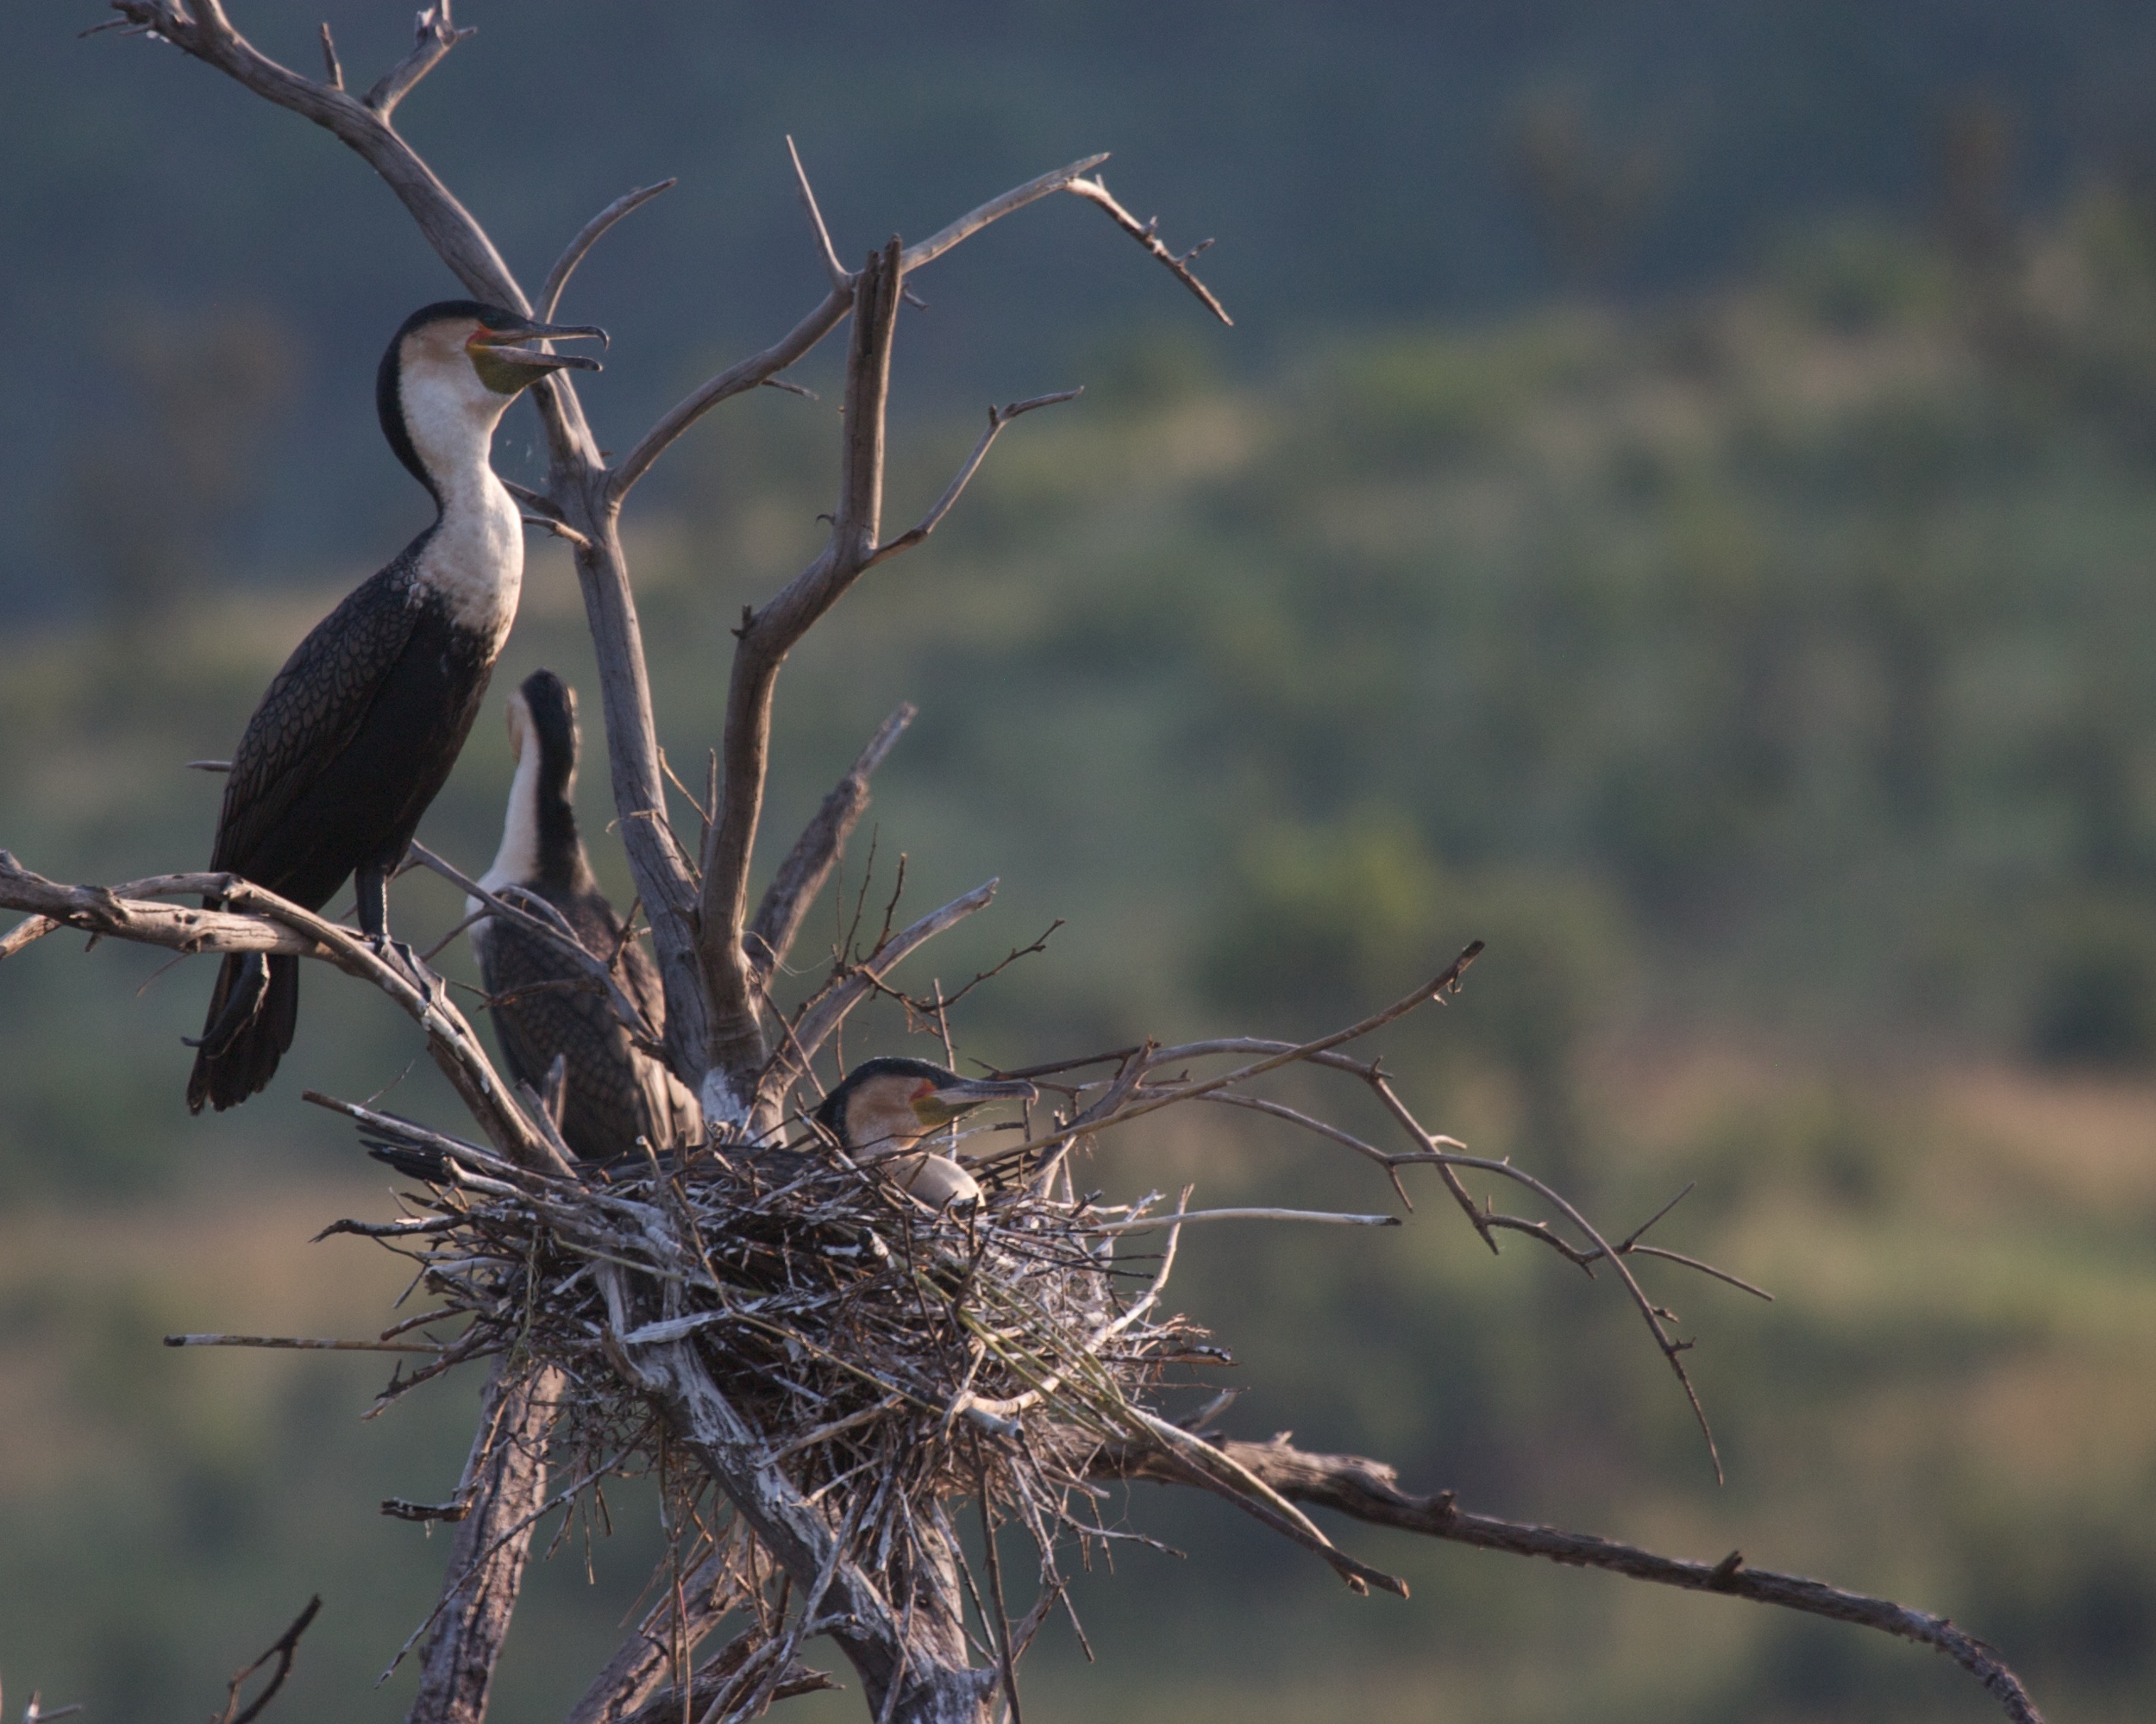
[344,1113,1213,1579]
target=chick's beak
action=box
[473,317,609,373]
[932,1075,1039,1116]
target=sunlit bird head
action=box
[815,1056,1037,1160]
[378,300,607,493]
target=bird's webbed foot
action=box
[368,933,448,1011]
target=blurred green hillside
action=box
[12,1,2156,616]
[7,196,2156,1718]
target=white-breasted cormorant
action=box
[187,301,605,1113]
[469,668,699,1160]
[814,1057,1038,1208]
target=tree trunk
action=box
[406,1364,561,1724]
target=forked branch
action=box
[694,236,906,1106]
[0,854,562,1175]
[363,3,475,120]
[213,1595,323,1724]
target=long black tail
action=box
[186,951,299,1113]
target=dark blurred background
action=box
[4,3,2156,1721]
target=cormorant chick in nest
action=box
[815,1057,1037,1208]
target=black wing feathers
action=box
[212,556,423,882]
[476,890,663,1163]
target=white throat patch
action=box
[398,341,525,640]
[474,723,544,908]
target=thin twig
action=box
[787,135,849,289]
[215,1595,322,1724]
[1063,177,1232,324]
[542,179,677,322]
[405,842,661,1048]
[1080,1207,1400,1234]
[861,392,1083,571]
[991,943,1483,1164]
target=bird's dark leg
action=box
[356,854,446,1009]
[355,864,391,940]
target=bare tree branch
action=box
[1096,1432,2046,1724]
[606,283,855,503]
[749,703,916,984]
[0,857,323,960]
[758,880,1000,1130]
[861,392,1081,572]
[405,1365,560,1724]
[1062,177,1232,324]
[988,943,1484,1163]
[567,1548,744,1724]
[627,1338,997,1724]
[694,237,906,1113]
[109,1,524,308]
[899,154,1109,273]
[404,841,663,1050]
[0,854,563,1175]
[542,179,678,323]
[607,147,1213,503]
[364,3,477,117]
[788,135,851,290]
[213,1595,322,1724]
[611,1635,837,1724]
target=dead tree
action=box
[1,6,2046,1722]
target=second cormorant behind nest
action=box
[471,668,699,1161]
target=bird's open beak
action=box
[473,317,609,373]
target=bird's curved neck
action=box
[399,367,511,509]
[398,370,523,640]
[478,734,589,897]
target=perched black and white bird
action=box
[470,668,698,1160]
[814,1057,1038,1207]
[187,301,605,1113]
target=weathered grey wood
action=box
[565,1551,737,1724]
[1094,1432,2046,1724]
[408,1364,562,1724]
[755,881,998,1136]
[0,856,563,1175]
[626,1340,997,1724]
[79,17,1236,1724]
[747,703,915,985]
[568,1551,836,1724]
[693,241,904,1116]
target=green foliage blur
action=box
[7,9,2156,1721]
